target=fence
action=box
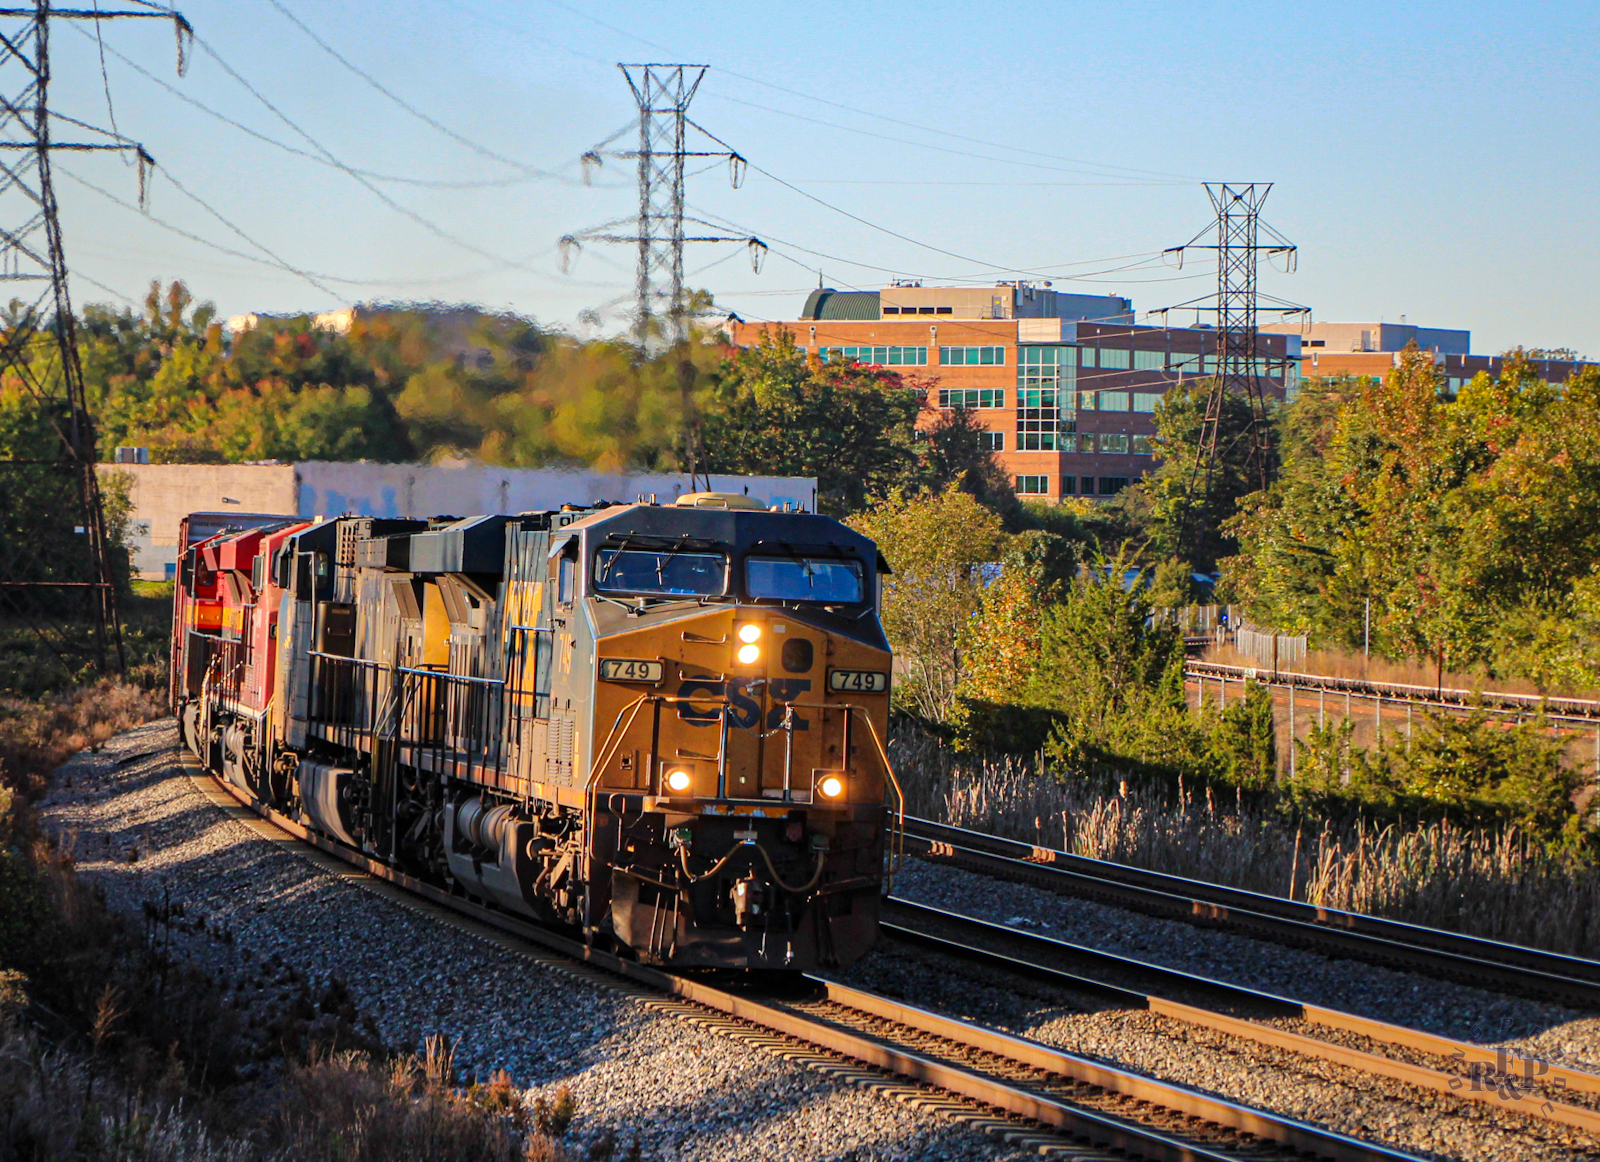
[1151,604,1236,637]
[1234,622,1308,672]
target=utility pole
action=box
[562,64,765,351]
[1159,183,1305,559]
[0,0,189,676]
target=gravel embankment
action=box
[42,722,1040,1162]
[867,860,1600,1161]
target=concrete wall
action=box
[102,461,817,580]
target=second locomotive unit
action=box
[170,493,900,971]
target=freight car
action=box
[170,494,901,971]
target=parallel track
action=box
[903,815,1600,1008]
[176,751,1424,1162]
[883,897,1600,1136]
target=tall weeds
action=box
[892,725,1600,955]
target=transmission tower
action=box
[1158,183,1305,551]
[562,64,765,350]
[0,0,189,676]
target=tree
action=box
[1227,347,1600,689]
[700,329,922,515]
[1124,378,1263,569]
[916,405,1016,515]
[848,486,1009,722]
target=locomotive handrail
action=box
[395,664,504,688]
[309,650,386,669]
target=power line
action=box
[189,34,535,270]
[62,163,575,292]
[74,24,610,190]
[518,0,1196,181]
[58,166,340,296]
[707,93,1188,184]
[261,0,564,182]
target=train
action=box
[169,493,901,972]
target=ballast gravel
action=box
[879,858,1600,1161]
[41,722,1039,1162]
[840,940,1600,1162]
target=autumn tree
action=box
[699,329,922,515]
[848,485,1009,722]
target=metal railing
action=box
[394,665,506,778]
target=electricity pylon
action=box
[562,64,765,350]
[1158,182,1306,556]
[0,0,189,676]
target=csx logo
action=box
[677,678,811,730]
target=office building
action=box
[727,283,1299,501]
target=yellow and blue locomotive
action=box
[171,494,900,971]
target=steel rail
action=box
[175,751,1422,1162]
[1187,660,1600,723]
[883,897,1600,1134]
[903,815,1600,1008]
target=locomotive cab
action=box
[543,500,897,969]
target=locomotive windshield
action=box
[595,548,726,597]
[745,556,863,603]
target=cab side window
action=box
[557,546,577,606]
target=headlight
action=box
[665,768,693,793]
[736,643,761,665]
[737,623,762,644]
[819,775,845,799]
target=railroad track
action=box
[903,815,1600,1009]
[883,897,1600,1137]
[176,750,1423,1162]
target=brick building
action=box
[1259,320,1595,391]
[728,283,1299,501]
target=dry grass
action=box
[893,726,1600,955]
[0,679,166,802]
[0,1013,588,1162]
[1202,642,1600,701]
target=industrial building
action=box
[728,283,1299,501]
[100,460,816,580]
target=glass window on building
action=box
[979,431,1004,451]
[1099,348,1130,369]
[939,346,1005,366]
[1081,476,1096,495]
[1079,347,1097,368]
[1101,433,1130,454]
[1100,391,1130,412]
[1072,433,1092,453]
[1169,352,1200,373]
[1059,475,1076,496]
[1133,392,1162,413]
[1016,475,1050,495]
[1132,435,1153,455]
[1098,476,1129,496]
[819,346,928,366]
[1016,346,1075,451]
[1078,391,1097,412]
[1133,350,1163,371]
[938,388,1005,409]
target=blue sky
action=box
[49,0,1600,355]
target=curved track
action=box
[903,816,1600,1008]
[181,752,1425,1162]
[883,897,1600,1136]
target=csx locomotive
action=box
[170,494,900,971]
